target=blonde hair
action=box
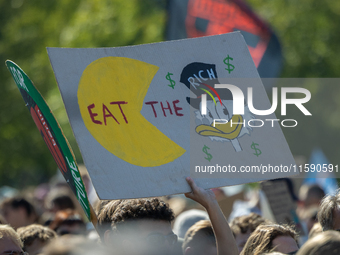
[241,224,298,255]
[17,224,57,249]
[230,213,270,236]
[0,225,23,248]
[308,222,322,239]
[182,220,215,252]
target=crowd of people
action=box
[0,171,340,255]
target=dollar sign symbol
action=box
[202,145,213,162]
[166,72,176,89]
[223,55,235,74]
[251,142,262,157]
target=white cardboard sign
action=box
[48,32,296,199]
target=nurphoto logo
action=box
[200,84,312,128]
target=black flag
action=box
[166,0,283,78]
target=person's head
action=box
[42,235,108,255]
[241,224,299,255]
[299,184,325,208]
[49,209,86,236]
[98,198,175,255]
[182,220,216,255]
[173,209,209,239]
[17,224,57,255]
[317,190,340,231]
[230,213,270,253]
[0,197,37,229]
[45,190,76,214]
[297,230,340,255]
[0,225,24,254]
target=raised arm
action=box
[185,177,239,255]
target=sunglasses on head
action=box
[146,233,178,246]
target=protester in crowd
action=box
[317,189,340,231]
[49,209,86,236]
[0,196,37,229]
[0,225,25,254]
[17,224,57,255]
[98,196,178,255]
[173,209,209,239]
[241,224,299,255]
[308,222,322,239]
[42,234,108,255]
[298,184,325,208]
[45,189,76,214]
[41,188,77,226]
[296,230,340,255]
[296,184,324,233]
[182,220,216,255]
[98,177,238,255]
[230,213,271,253]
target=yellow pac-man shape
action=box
[78,57,185,167]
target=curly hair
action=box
[98,198,174,235]
[17,224,56,248]
[230,213,270,236]
[241,224,298,255]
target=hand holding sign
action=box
[185,177,239,255]
[185,177,216,209]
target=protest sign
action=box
[5,61,96,224]
[261,180,306,235]
[47,32,296,200]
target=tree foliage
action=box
[0,0,166,187]
[247,0,340,168]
